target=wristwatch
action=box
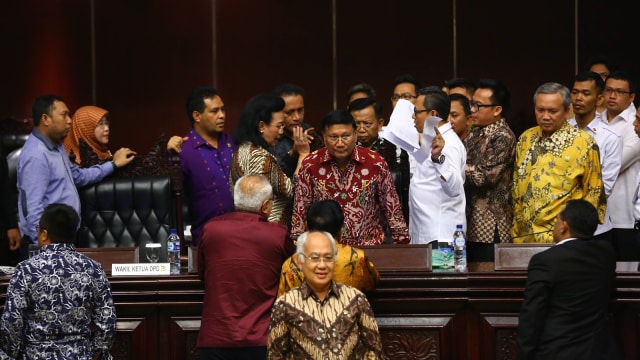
[431,154,445,164]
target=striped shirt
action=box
[267,281,383,359]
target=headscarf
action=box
[63,106,110,165]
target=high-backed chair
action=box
[78,175,173,263]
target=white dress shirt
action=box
[602,103,640,229]
[409,122,466,244]
[567,117,622,235]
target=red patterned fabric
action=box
[292,146,409,245]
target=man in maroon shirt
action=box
[197,174,295,359]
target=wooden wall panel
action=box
[1,1,639,152]
[0,0,92,120]
[93,0,215,152]
[335,1,454,118]
[456,0,575,138]
[216,1,333,132]
[578,2,640,76]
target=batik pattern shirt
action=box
[231,141,294,226]
[267,281,384,360]
[511,123,605,243]
[464,118,516,244]
[292,146,409,245]
[0,243,116,359]
[277,244,380,298]
[179,129,236,244]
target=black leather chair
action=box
[78,175,173,262]
[0,134,29,155]
[5,148,21,197]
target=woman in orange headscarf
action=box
[63,106,113,165]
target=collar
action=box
[319,145,366,165]
[567,117,603,135]
[39,242,77,254]
[438,121,454,134]
[187,128,232,150]
[32,128,57,151]
[357,137,384,151]
[603,102,637,124]
[300,280,340,301]
[535,122,575,142]
[556,237,579,246]
[473,118,507,134]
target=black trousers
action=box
[467,225,500,262]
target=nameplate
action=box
[111,263,171,276]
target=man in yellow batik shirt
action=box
[511,82,605,243]
[278,199,379,298]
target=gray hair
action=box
[533,82,571,109]
[296,230,338,264]
[233,174,273,213]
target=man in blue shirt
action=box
[17,94,136,259]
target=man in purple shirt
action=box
[178,87,237,244]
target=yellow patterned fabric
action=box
[277,244,380,298]
[268,281,383,359]
[511,123,605,243]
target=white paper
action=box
[381,99,420,152]
[422,116,442,145]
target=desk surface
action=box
[2,262,640,360]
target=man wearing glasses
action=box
[464,79,517,261]
[390,74,422,182]
[390,73,421,109]
[601,70,640,260]
[268,230,384,359]
[291,110,409,245]
[409,87,466,247]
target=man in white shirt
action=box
[601,70,640,260]
[409,86,466,246]
[567,71,622,240]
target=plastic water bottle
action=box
[453,224,467,272]
[167,228,181,275]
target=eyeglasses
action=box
[604,88,632,97]
[414,109,429,116]
[326,134,353,144]
[469,101,498,111]
[355,121,376,128]
[270,123,286,131]
[391,93,418,101]
[301,253,335,264]
[36,225,43,233]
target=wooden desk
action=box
[2,262,640,360]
